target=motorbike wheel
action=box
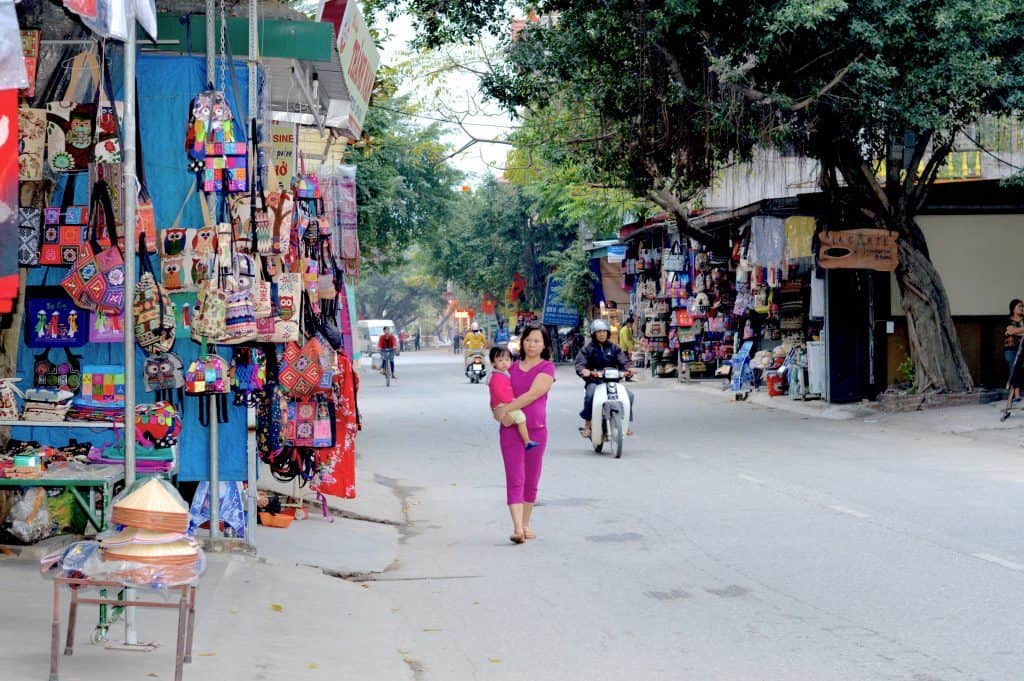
[593,419,604,453]
[608,410,624,459]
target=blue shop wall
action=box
[13,53,254,481]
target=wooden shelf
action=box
[0,419,120,429]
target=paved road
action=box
[356,350,1024,681]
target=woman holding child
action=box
[491,326,556,544]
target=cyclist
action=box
[378,327,399,379]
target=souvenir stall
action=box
[620,219,669,373]
[4,0,362,554]
[729,215,823,399]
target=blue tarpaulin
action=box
[13,53,253,481]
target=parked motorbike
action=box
[466,351,487,384]
[587,368,631,458]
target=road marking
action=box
[972,553,1024,571]
[828,505,868,519]
[738,474,764,485]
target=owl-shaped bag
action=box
[143,352,185,410]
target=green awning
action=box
[147,13,334,63]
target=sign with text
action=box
[542,277,580,327]
[270,122,296,192]
[319,0,379,139]
[818,229,899,272]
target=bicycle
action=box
[380,348,395,387]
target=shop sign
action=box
[542,277,580,327]
[818,229,898,272]
[270,122,296,192]
[319,0,379,139]
[607,245,627,263]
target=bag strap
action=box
[171,183,197,230]
[88,180,119,250]
[64,50,100,103]
[138,232,156,275]
[60,172,80,211]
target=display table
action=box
[0,464,124,533]
[50,576,196,681]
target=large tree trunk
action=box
[895,238,974,393]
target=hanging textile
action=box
[0,89,19,311]
[312,352,358,499]
[784,216,816,260]
[749,216,786,270]
[322,165,360,276]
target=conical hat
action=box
[100,527,189,547]
[102,539,198,558]
[113,478,188,514]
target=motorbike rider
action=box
[574,319,635,438]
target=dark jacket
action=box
[575,340,633,384]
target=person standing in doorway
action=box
[493,326,556,544]
[1005,298,1024,401]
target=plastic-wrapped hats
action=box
[110,477,189,533]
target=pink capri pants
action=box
[499,425,547,505]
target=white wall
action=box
[890,214,1024,316]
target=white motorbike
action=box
[466,351,487,384]
[589,368,631,458]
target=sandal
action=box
[523,528,536,540]
[509,533,525,544]
[579,425,592,438]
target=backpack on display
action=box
[143,352,185,411]
[185,346,230,425]
[231,347,266,406]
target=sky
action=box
[374,12,519,183]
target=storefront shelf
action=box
[0,419,119,429]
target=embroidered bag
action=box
[664,241,687,272]
[278,339,324,399]
[18,107,46,181]
[24,285,90,348]
[18,193,43,267]
[134,233,176,354]
[61,179,125,314]
[42,173,90,266]
[285,395,335,448]
[32,348,82,393]
[255,383,287,461]
[266,189,294,255]
[185,343,231,425]
[78,364,126,406]
[231,347,266,406]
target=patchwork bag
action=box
[135,401,183,449]
[79,364,126,406]
[24,285,90,348]
[133,233,176,354]
[284,395,335,448]
[61,179,126,314]
[278,340,324,399]
[185,345,231,425]
[143,352,185,409]
[42,173,90,266]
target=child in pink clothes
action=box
[489,347,539,450]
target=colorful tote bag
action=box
[46,101,97,172]
[32,348,82,393]
[24,286,90,348]
[266,189,294,255]
[18,108,46,181]
[60,180,126,314]
[18,206,42,267]
[42,173,90,266]
[79,364,126,406]
[88,308,125,343]
[285,395,335,448]
[279,340,323,398]
[169,292,196,339]
[134,234,176,354]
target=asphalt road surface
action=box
[355,350,1024,681]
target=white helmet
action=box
[471,322,480,331]
[591,320,610,333]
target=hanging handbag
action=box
[24,284,90,348]
[18,107,46,181]
[664,241,687,272]
[143,351,185,410]
[18,180,46,267]
[230,347,266,406]
[278,339,324,399]
[158,184,208,293]
[255,383,287,461]
[266,189,294,255]
[134,233,176,354]
[231,120,269,252]
[256,272,301,343]
[60,179,126,314]
[0,379,25,420]
[284,395,335,448]
[42,173,90,266]
[185,342,231,425]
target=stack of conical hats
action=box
[103,479,199,568]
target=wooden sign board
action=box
[818,229,899,272]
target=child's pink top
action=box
[489,370,515,409]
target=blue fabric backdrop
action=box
[13,53,253,481]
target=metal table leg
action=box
[184,586,196,664]
[49,581,60,681]
[64,586,78,655]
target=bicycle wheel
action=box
[609,411,624,458]
[384,361,392,387]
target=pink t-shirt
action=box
[489,371,515,409]
[509,360,556,429]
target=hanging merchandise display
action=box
[60,179,126,314]
[133,233,176,354]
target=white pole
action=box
[206,0,221,541]
[245,0,259,547]
[122,9,139,646]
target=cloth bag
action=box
[60,179,126,314]
[134,233,176,354]
[24,285,90,348]
[42,173,90,266]
[78,364,126,406]
[18,107,46,181]
[279,339,324,398]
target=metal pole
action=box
[245,0,259,547]
[206,0,215,85]
[122,12,139,647]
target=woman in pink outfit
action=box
[493,326,556,544]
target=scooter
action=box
[588,368,631,458]
[466,351,487,384]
